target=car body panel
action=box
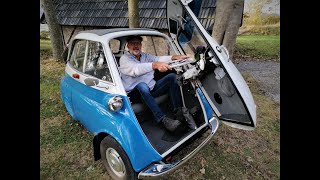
[196,87,214,120]
[61,71,163,171]
[60,73,76,119]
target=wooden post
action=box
[128,0,140,28]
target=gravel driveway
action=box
[235,60,280,104]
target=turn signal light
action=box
[72,74,80,79]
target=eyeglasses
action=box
[128,41,142,46]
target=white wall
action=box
[40,24,49,32]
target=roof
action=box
[52,0,216,30]
[78,28,158,36]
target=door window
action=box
[84,41,113,83]
[69,40,86,72]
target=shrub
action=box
[239,24,280,36]
[40,32,50,40]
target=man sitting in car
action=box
[119,35,189,132]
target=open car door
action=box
[167,0,256,130]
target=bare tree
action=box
[41,0,64,61]
[212,0,244,59]
[128,0,140,28]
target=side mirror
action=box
[84,78,99,86]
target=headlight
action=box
[108,96,123,112]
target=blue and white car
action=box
[60,0,256,179]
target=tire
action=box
[100,136,137,180]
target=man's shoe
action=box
[174,107,184,122]
[161,116,181,132]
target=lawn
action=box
[40,39,53,59]
[40,36,280,179]
[234,35,280,61]
[40,39,52,52]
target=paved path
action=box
[235,60,280,104]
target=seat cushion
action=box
[131,94,168,114]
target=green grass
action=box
[40,36,280,179]
[234,35,280,61]
[40,39,53,58]
[40,31,50,40]
[40,59,108,179]
[40,40,52,51]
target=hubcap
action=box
[106,148,126,178]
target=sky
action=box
[244,0,280,16]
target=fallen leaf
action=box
[86,165,94,171]
[200,168,205,174]
[247,156,253,162]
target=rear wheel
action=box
[100,136,137,180]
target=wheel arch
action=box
[93,132,109,161]
[92,120,162,172]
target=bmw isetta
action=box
[60,0,256,179]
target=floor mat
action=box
[140,119,190,154]
[161,123,189,142]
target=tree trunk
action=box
[223,0,244,58]
[128,0,140,28]
[212,0,244,59]
[41,0,64,61]
[211,0,234,45]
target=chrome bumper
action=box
[138,117,219,179]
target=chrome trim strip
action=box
[138,117,219,179]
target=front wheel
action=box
[100,136,137,180]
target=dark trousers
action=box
[128,73,182,123]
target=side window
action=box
[84,41,113,83]
[109,39,121,54]
[69,40,87,71]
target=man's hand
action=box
[152,62,172,72]
[172,55,189,61]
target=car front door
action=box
[66,39,117,131]
[167,0,256,130]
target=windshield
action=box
[177,10,208,59]
[124,35,178,56]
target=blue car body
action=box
[61,73,162,171]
